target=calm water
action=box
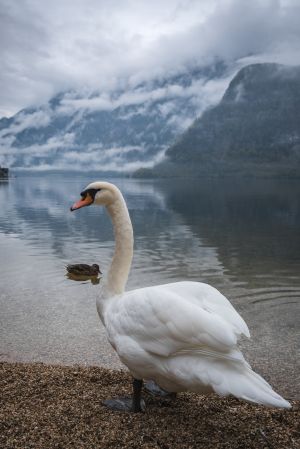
[0,174,299,397]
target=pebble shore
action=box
[1,362,299,449]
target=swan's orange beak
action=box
[70,193,93,211]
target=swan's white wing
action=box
[164,282,250,338]
[105,281,249,358]
[103,281,291,409]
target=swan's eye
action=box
[89,188,100,199]
[81,188,101,201]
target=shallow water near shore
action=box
[0,174,299,398]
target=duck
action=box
[66,263,102,277]
[70,181,291,413]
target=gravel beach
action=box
[1,362,299,449]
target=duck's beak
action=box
[70,193,93,211]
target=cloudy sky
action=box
[1,0,300,118]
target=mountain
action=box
[0,63,227,173]
[136,63,300,178]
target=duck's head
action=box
[92,264,101,273]
[70,181,121,211]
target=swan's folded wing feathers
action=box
[163,282,250,338]
[108,291,179,356]
[109,282,247,358]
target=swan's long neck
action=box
[105,195,133,296]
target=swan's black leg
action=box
[132,378,143,412]
[144,380,177,400]
[103,378,145,413]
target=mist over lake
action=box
[0,173,299,398]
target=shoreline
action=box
[1,361,299,449]
[1,335,298,401]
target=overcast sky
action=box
[1,0,300,117]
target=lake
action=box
[0,174,299,398]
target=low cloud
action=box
[0,133,76,164]
[0,109,52,139]
[4,138,166,173]
[58,75,230,118]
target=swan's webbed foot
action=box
[103,397,145,412]
[103,379,145,413]
[144,380,177,400]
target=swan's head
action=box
[70,181,121,211]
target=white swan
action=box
[71,181,290,412]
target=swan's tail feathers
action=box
[213,365,291,409]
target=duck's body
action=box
[71,181,290,412]
[66,263,101,276]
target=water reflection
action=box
[1,174,299,289]
[0,174,299,292]
[160,178,300,285]
[66,272,101,285]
